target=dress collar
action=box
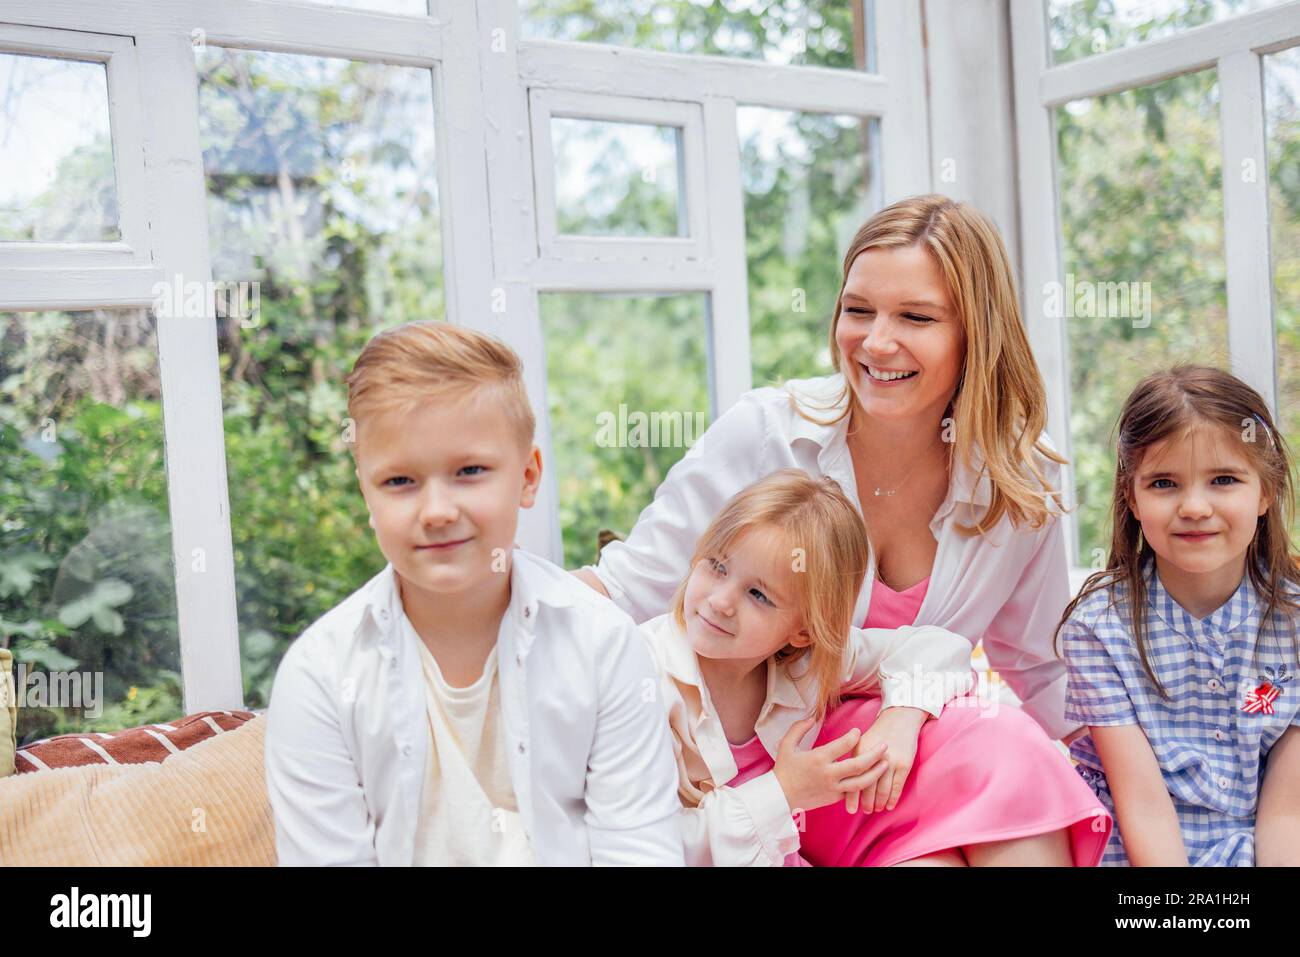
[1148,562,1257,647]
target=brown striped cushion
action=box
[14,710,257,774]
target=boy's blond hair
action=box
[345,321,535,453]
[669,469,871,718]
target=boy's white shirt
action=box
[264,548,685,866]
[591,374,1080,741]
[639,611,975,867]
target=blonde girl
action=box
[642,469,1110,867]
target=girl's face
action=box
[834,244,966,426]
[682,526,811,665]
[1128,423,1269,578]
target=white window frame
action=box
[0,23,161,306]
[1010,0,1300,591]
[0,0,932,713]
[529,90,709,261]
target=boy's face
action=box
[354,390,541,602]
[682,526,810,666]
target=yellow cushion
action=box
[0,649,15,779]
[0,714,274,865]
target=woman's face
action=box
[834,244,966,426]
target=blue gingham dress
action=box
[1062,566,1300,866]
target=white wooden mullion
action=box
[1,0,442,65]
[1009,0,1078,567]
[1218,49,1279,414]
[134,29,244,713]
[0,265,163,310]
[1040,1,1300,106]
[874,0,930,199]
[518,39,891,115]
[701,96,751,413]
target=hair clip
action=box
[1252,412,1277,450]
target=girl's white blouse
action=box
[588,374,1080,742]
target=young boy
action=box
[264,321,684,866]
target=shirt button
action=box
[523,606,531,619]
[390,657,398,669]
[1214,730,1226,741]
[517,742,526,755]
[1207,678,1221,691]
[379,609,389,621]
[1217,776,1229,789]
[402,744,412,757]
[515,653,523,667]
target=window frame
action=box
[1010,0,1300,591]
[0,0,932,713]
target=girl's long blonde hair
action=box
[670,469,870,717]
[803,193,1066,534]
[1054,365,1300,699]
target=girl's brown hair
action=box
[669,469,870,717]
[1054,365,1300,698]
[801,193,1067,535]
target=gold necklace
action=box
[867,436,945,497]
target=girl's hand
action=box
[773,717,888,814]
[845,706,927,814]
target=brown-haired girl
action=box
[1059,365,1300,866]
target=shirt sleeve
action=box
[264,637,379,866]
[586,391,772,623]
[979,503,1077,740]
[584,616,687,866]
[678,770,801,867]
[840,624,976,717]
[1061,614,1139,727]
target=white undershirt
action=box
[408,616,534,867]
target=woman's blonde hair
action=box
[1054,365,1300,699]
[669,469,871,717]
[806,193,1067,534]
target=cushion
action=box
[14,709,256,773]
[0,713,274,866]
[0,650,15,778]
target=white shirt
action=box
[411,640,534,867]
[591,374,1079,741]
[640,612,975,867]
[265,548,685,866]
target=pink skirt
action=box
[798,694,1112,867]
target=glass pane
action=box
[540,293,711,566]
[0,311,181,745]
[552,117,685,237]
[196,48,443,708]
[520,0,876,71]
[1049,0,1286,65]
[1266,47,1300,519]
[1055,69,1229,565]
[739,109,880,388]
[300,0,429,12]
[0,53,119,242]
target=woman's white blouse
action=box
[589,374,1080,741]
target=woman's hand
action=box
[845,706,927,814]
[773,717,888,814]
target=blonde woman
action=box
[577,194,1105,865]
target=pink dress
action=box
[792,575,1113,867]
